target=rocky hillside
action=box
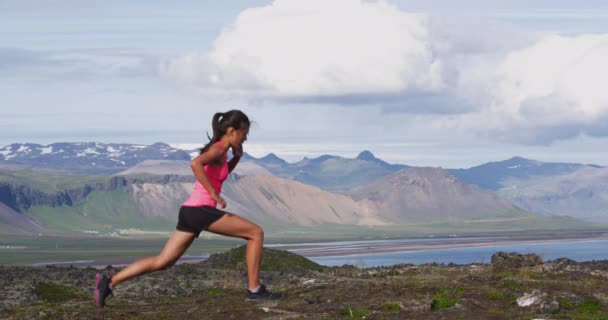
[0,172,195,234]
[0,175,191,214]
[497,166,608,222]
[1,248,607,319]
[222,174,389,227]
[0,202,43,235]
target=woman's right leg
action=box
[111,229,196,287]
[207,213,264,290]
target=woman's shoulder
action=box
[205,141,227,164]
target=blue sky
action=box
[2,0,608,168]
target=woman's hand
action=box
[212,193,227,209]
[232,143,243,159]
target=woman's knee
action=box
[151,257,175,271]
[250,225,264,241]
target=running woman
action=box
[94,110,281,307]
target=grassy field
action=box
[0,235,243,266]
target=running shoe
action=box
[245,284,282,301]
[93,273,113,308]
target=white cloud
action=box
[162,0,608,144]
[452,34,608,144]
[162,0,445,99]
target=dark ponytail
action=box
[200,110,251,154]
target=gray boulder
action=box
[492,252,543,269]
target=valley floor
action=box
[2,232,608,267]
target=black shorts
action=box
[176,206,227,238]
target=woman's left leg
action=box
[94,230,196,307]
[111,230,196,287]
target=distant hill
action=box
[497,166,608,222]
[351,167,525,223]
[349,167,595,231]
[448,156,599,191]
[0,142,190,174]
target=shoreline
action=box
[285,234,608,257]
[19,233,608,268]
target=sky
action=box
[2,0,608,168]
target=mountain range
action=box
[0,142,606,237]
[0,142,190,174]
[242,150,408,192]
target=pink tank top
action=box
[182,141,229,207]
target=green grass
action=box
[0,236,241,265]
[339,306,370,319]
[431,293,459,311]
[502,279,528,291]
[572,300,608,320]
[554,298,608,320]
[35,282,86,303]
[487,289,509,301]
[559,296,578,310]
[431,288,462,311]
[203,288,229,298]
[382,303,401,312]
[23,190,172,234]
[81,190,170,229]
[204,245,323,272]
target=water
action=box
[29,238,608,268]
[306,239,608,267]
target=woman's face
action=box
[230,126,249,146]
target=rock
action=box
[305,296,322,304]
[538,258,580,272]
[399,298,433,312]
[517,290,559,314]
[492,252,543,269]
[538,298,560,314]
[517,290,542,307]
[593,292,608,304]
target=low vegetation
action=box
[1,249,607,319]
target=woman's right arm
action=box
[190,144,226,208]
